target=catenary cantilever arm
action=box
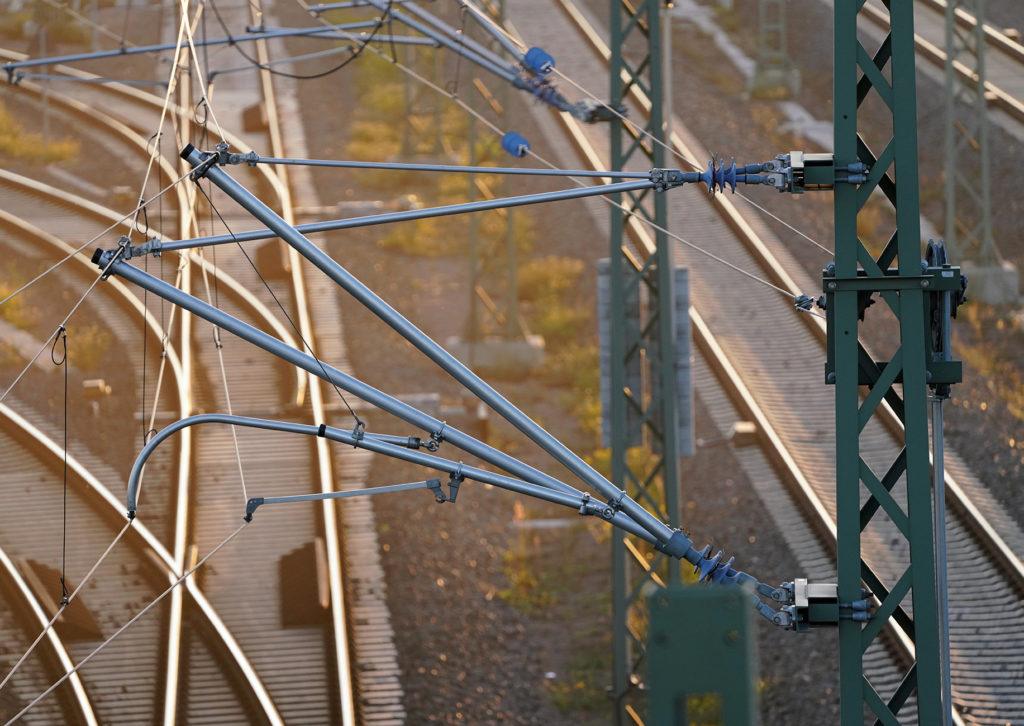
[124,413,657,543]
[178,144,684,552]
[129,165,666,258]
[122,414,794,626]
[95,252,586,503]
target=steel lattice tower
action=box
[607,1,683,722]
[943,0,995,265]
[832,2,954,722]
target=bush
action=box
[518,256,584,303]
[66,324,112,371]
[0,101,79,164]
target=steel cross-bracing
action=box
[833,2,957,723]
[943,0,995,266]
[607,2,684,723]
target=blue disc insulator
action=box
[699,160,715,193]
[523,47,555,74]
[501,131,530,158]
[721,158,738,193]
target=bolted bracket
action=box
[427,472,461,504]
[779,578,873,632]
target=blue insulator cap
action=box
[699,160,715,193]
[523,47,555,74]
[694,547,723,582]
[501,131,530,158]
[720,158,738,193]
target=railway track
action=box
[3,1,1022,723]
[867,0,1024,126]
[0,3,373,720]
[516,0,1024,722]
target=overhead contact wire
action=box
[2,521,247,726]
[194,185,364,429]
[0,521,133,698]
[550,67,833,255]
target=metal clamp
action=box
[426,422,446,452]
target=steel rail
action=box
[0,206,286,723]
[0,55,312,717]
[0,541,97,725]
[557,0,1024,605]
[250,14,356,722]
[0,402,284,725]
[551,2,1024,721]
[861,0,1024,124]
[917,0,1024,63]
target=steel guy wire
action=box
[137,263,184,504]
[0,169,195,404]
[500,118,810,308]
[120,0,135,48]
[128,6,199,243]
[0,520,133,698]
[193,183,365,430]
[50,327,70,604]
[177,0,228,144]
[549,66,834,256]
[2,521,248,726]
[286,0,814,309]
[196,244,250,506]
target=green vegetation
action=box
[0,101,79,165]
[547,639,610,712]
[959,304,1024,422]
[67,324,112,371]
[0,278,40,329]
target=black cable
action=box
[208,0,394,81]
[50,326,69,606]
[119,0,133,50]
[193,184,365,429]
[447,4,469,96]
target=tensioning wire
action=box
[0,169,196,404]
[287,0,813,318]
[193,184,366,430]
[0,520,133,697]
[2,521,247,726]
[550,66,833,256]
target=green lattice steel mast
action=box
[832,2,955,722]
[943,0,995,265]
[607,1,682,722]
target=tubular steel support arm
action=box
[124,414,651,540]
[178,142,680,547]
[121,412,799,625]
[92,144,820,629]
[127,158,671,258]
[92,250,581,502]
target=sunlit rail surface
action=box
[1,1,1023,724]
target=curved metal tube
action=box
[124,413,656,543]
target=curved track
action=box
[4,1,1023,724]
[0,8,359,721]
